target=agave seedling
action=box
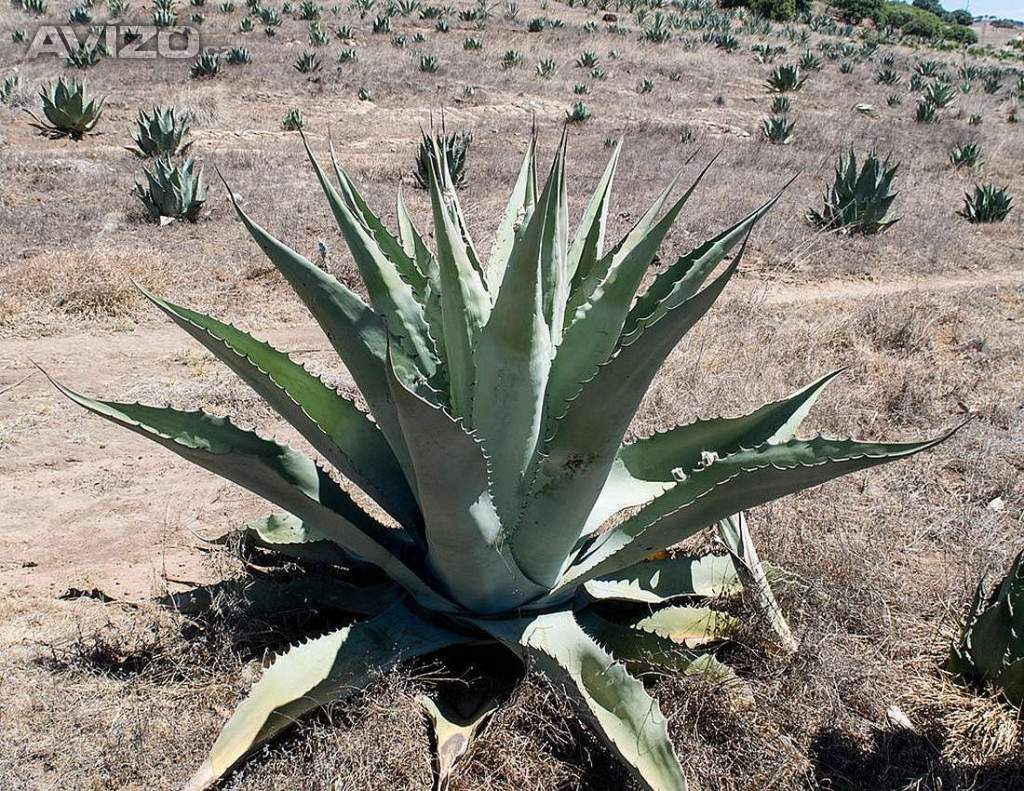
[53,132,959,790]
[0,73,20,105]
[153,7,177,25]
[948,142,981,170]
[500,49,523,69]
[573,82,589,95]
[566,100,591,122]
[767,64,805,93]
[807,149,899,235]
[875,67,901,85]
[226,46,252,64]
[798,51,821,71]
[190,50,221,78]
[761,114,794,144]
[239,15,255,30]
[68,3,92,22]
[414,127,471,189]
[308,20,328,45]
[463,35,483,50]
[419,54,440,72]
[337,47,357,64]
[129,106,192,158]
[293,50,322,73]
[771,95,790,114]
[28,77,104,139]
[922,81,957,109]
[637,77,654,94]
[915,99,937,123]
[134,157,208,222]
[536,57,556,79]
[575,49,599,68]
[281,107,304,131]
[886,94,902,107]
[958,184,1013,224]
[947,551,1024,706]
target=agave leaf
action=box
[221,177,416,487]
[631,605,738,647]
[471,148,561,522]
[303,138,439,380]
[426,151,492,418]
[243,512,359,567]
[164,570,401,618]
[548,156,717,418]
[623,187,787,341]
[386,351,546,613]
[619,369,843,483]
[486,137,538,293]
[482,610,687,791]
[140,287,421,529]
[538,130,570,345]
[514,254,744,587]
[565,138,621,293]
[580,456,674,537]
[564,170,682,320]
[995,658,1024,707]
[50,377,452,611]
[418,681,508,791]
[560,429,963,591]
[718,512,797,652]
[327,138,428,298]
[185,600,471,791]
[582,554,743,604]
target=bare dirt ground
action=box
[1,0,1023,789]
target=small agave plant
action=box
[958,184,1013,224]
[128,105,192,158]
[134,157,208,222]
[414,128,471,190]
[28,77,104,139]
[761,114,794,144]
[807,149,899,234]
[54,134,958,790]
[947,551,1024,706]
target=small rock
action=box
[988,497,1005,512]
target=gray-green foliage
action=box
[282,108,304,131]
[915,99,937,123]
[293,50,321,73]
[0,74,20,105]
[948,551,1024,706]
[190,50,220,78]
[65,42,103,68]
[55,133,956,791]
[958,184,1012,223]
[767,64,805,92]
[761,114,794,143]
[134,157,208,221]
[129,106,192,158]
[226,46,252,64]
[414,128,471,189]
[807,149,899,234]
[948,142,981,170]
[29,77,104,139]
[566,100,591,122]
[922,81,957,108]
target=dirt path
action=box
[2,268,1021,601]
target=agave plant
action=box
[761,114,794,144]
[293,50,322,73]
[887,94,902,107]
[464,35,483,50]
[922,81,957,109]
[29,77,104,139]
[0,73,20,105]
[129,106,192,158]
[190,50,221,78]
[68,3,92,22]
[875,67,901,85]
[226,46,252,64]
[576,49,599,68]
[771,95,790,114]
[947,551,1024,706]
[65,42,102,68]
[767,64,805,93]
[798,51,821,71]
[414,128,471,190]
[308,20,328,45]
[281,107,304,131]
[337,47,357,64]
[807,149,899,235]
[637,77,654,94]
[948,142,981,170]
[915,99,937,124]
[536,57,556,79]
[958,184,1012,224]
[134,157,208,222]
[500,49,523,69]
[566,100,591,122]
[419,54,440,72]
[52,132,958,790]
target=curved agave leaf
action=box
[220,176,417,487]
[418,680,511,791]
[514,254,744,587]
[537,130,570,345]
[50,377,452,611]
[618,369,843,484]
[303,138,439,380]
[580,456,674,538]
[139,287,420,529]
[386,351,546,613]
[565,138,621,295]
[482,610,687,791]
[581,554,743,605]
[487,137,538,293]
[397,188,446,369]
[426,151,491,418]
[185,600,471,790]
[631,605,738,647]
[560,429,964,591]
[243,512,360,567]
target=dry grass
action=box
[1,0,1023,789]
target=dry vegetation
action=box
[1,0,1023,788]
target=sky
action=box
[948,0,1023,19]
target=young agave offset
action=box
[53,132,958,790]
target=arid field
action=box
[1,0,1023,788]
